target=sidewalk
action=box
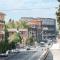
[45,41,60,60]
[51,49,60,60]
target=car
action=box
[0,50,9,57]
[26,47,30,50]
[26,46,31,50]
[8,49,20,54]
[40,42,45,47]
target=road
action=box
[45,50,53,60]
[0,47,44,60]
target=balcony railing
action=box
[0,20,5,23]
[43,34,56,36]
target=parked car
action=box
[26,47,30,50]
[8,49,20,54]
[0,50,9,57]
[40,42,45,47]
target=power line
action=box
[0,7,58,11]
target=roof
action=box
[0,12,5,15]
[28,19,42,25]
[0,31,5,34]
[8,29,28,32]
[8,29,17,32]
[19,29,28,31]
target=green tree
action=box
[10,32,22,44]
[56,1,60,31]
[26,37,34,46]
[6,20,30,29]
[0,25,9,53]
[9,41,16,50]
[6,20,16,29]
[18,21,29,29]
[58,0,60,2]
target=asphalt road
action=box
[45,50,53,60]
[6,51,43,60]
[0,47,44,60]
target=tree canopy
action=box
[6,20,29,29]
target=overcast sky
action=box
[0,0,59,21]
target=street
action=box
[45,50,53,60]
[0,47,44,60]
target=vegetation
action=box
[6,20,29,29]
[26,37,34,46]
[56,1,60,31]
[8,32,22,49]
[0,24,22,53]
[9,41,16,50]
[12,33,22,44]
[58,0,60,2]
[19,21,29,28]
[0,20,29,53]
[0,25,9,53]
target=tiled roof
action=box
[8,29,17,32]
[28,19,42,25]
[0,12,5,15]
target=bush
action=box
[9,41,16,50]
[0,41,9,53]
[26,37,34,46]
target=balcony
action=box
[0,31,4,35]
[0,20,5,23]
[43,34,56,36]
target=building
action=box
[8,29,28,45]
[21,17,56,42]
[40,18,56,41]
[28,19,42,43]
[19,29,28,45]
[8,29,17,36]
[0,12,5,41]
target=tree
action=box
[58,0,60,2]
[26,37,34,46]
[6,20,16,29]
[18,21,30,29]
[0,25,9,53]
[56,5,60,31]
[9,32,22,44]
[9,41,16,50]
[14,33,22,44]
[4,25,9,52]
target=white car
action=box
[40,42,45,47]
[0,50,9,57]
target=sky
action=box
[0,0,59,21]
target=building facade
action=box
[28,19,42,43]
[0,12,5,41]
[21,17,56,42]
[40,18,56,41]
[8,29,28,45]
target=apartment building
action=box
[21,17,56,42]
[27,19,42,43]
[0,12,5,41]
[40,18,56,41]
[8,29,28,45]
